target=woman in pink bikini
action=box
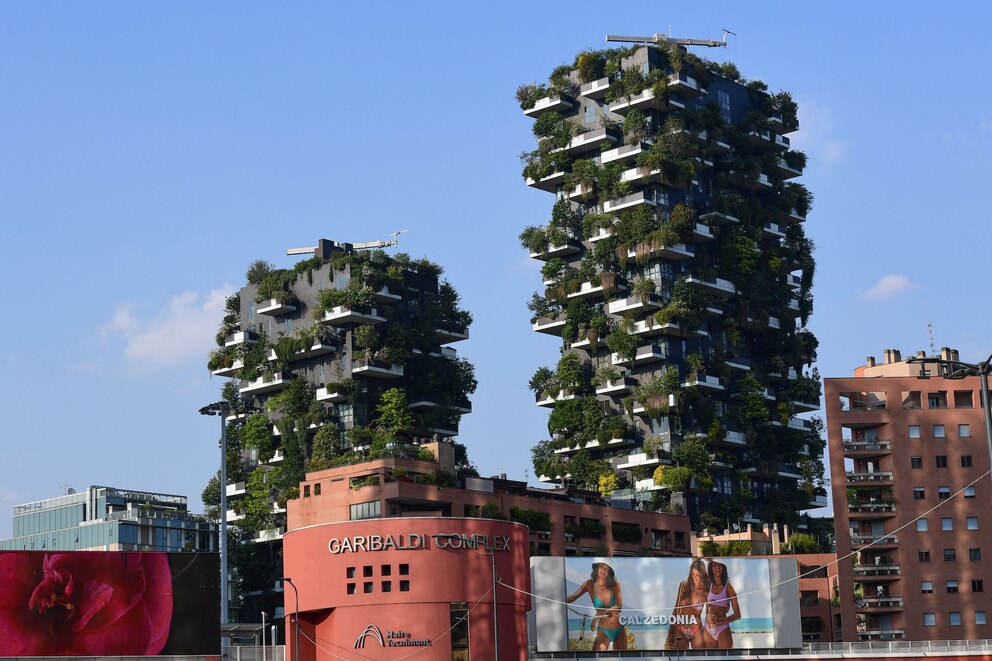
[703,559,741,649]
[665,558,709,649]
[566,558,626,650]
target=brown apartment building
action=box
[825,348,991,641]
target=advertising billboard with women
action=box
[530,556,801,652]
[0,551,219,657]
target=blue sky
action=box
[3,2,992,538]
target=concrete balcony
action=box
[786,273,802,289]
[268,341,337,364]
[320,306,386,326]
[769,113,799,135]
[580,76,611,99]
[535,389,576,408]
[776,157,803,179]
[778,207,807,224]
[525,169,566,193]
[620,165,696,190]
[257,298,298,316]
[529,237,582,260]
[630,317,678,337]
[587,226,617,243]
[617,452,663,469]
[239,372,290,395]
[682,374,724,391]
[316,386,346,403]
[667,72,706,98]
[433,326,469,344]
[532,315,566,336]
[596,377,636,396]
[603,190,658,213]
[226,482,246,497]
[224,330,257,347]
[634,477,664,492]
[607,88,685,115]
[608,293,663,315]
[523,94,575,118]
[567,279,628,301]
[372,286,402,303]
[791,396,821,413]
[254,527,286,542]
[559,127,619,156]
[763,222,787,238]
[851,534,898,548]
[846,471,894,485]
[600,142,648,165]
[685,275,737,295]
[857,630,905,641]
[853,565,901,578]
[626,239,693,261]
[699,211,739,226]
[726,356,751,371]
[225,509,245,523]
[843,440,892,456]
[611,343,666,366]
[352,359,404,379]
[728,171,773,191]
[857,596,904,610]
[690,223,715,242]
[211,359,244,378]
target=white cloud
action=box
[980,117,992,134]
[791,98,849,169]
[101,285,235,371]
[860,274,915,300]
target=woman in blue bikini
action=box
[702,559,741,649]
[566,558,626,650]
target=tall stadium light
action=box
[281,577,299,661]
[433,534,498,661]
[199,401,230,634]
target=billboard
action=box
[530,556,801,652]
[0,550,220,657]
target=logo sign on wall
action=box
[354,623,432,649]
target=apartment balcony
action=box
[580,76,611,99]
[529,237,582,260]
[372,286,402,304]
[778,207,806,224]
[433,325,469,344]
[612,343,667,366]
[226,481,246,497]
[726,355,751,371]
[763,222,787,238]
[607,88,685,115]
[626,239,694,261]
[267,341,337,364]
[728,170,773,191]
[211,359,244,378]
[554,439,605,455]
[743,464,802,480]
[224,330,258,347]
[634,477,664,492]
[587,226,617,243]
[746,129,789,150]
[850,534,899,549]
[846,471,894,486]
[630,317,675,338]
[596,377,636,396]
[769,113,799,135]
[525,169,567,193]
[682,374,725,391]
[523,94,575,118]
[254,527,286,542]
[786,273,802,289]
[776,157,803,179]
[559,127,619,156]
[603,190,658,213]
[239,372,290,395]
[608,293,663,315]
[257,299,297,316]
[532,315,566,336]
[721,430,748,447]
[617,452,663,470]
[320,306,386,326]
[685,275,737,296]
[535,389,576,408]
[667,71,706,98]
[699,211,740,226]
[791,396,821,413]
[620,164,696,190]
[853,565,901,579]
[857,630,905,641]
[600,142,648,165]
[226,509,245,523]
[844,441,892,460]
[316,386,346,403]
[567,279,628,301]
[857,596,904,611]
[689,223,715,242]
[352,359,403,379]
[849,502,897,518]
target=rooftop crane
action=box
[606,28,734,49]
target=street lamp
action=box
[906,353,992,492]
[280,577,299,661]
[432,534,498,661]
[199,401,230,634]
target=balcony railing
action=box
[857,596,904,609]
[846,471,893,483]
[851,534,898,547]
[844,440,891,453]
[853,564,901,577]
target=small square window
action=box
[920,549,932,562]
[364,582,374,594]
[364,566,374,577]
[381,565,392,576]
[917,519,929,532]
[965,486,976,498]
[970,548,982,561]
[947,580,959,593]
[967,517,979,530]
[945,548,957,562]
[959,424,971,437]
[978,611,988,625]
[399,564,409,575]
[314,483,321,495]
[909,425,921,438]
[303,485,311,497]
[942,517,954,531]
[346,583,356,595]
[962,455,973,467]
[924,612,936,626]
[972,580,984,593]
[347,567,356,579]
[933,424,946,438]
[914,488,926,500]
[937,455,948,468]
[911,456,923,469]
[382,581,392,592]
[400,580,410,592]
[950,611,962,626]
[938,486,951,499]
[921,581,934,594]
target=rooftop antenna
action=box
[606,28,733,49]
[928,322,935,356]
[390,229,409,252]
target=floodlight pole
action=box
[199,401,230,648]
[281,577,300,661]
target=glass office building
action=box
[0,485,217,552]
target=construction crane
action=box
[606,28,734,49]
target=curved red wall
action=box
[283,517,531,661]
